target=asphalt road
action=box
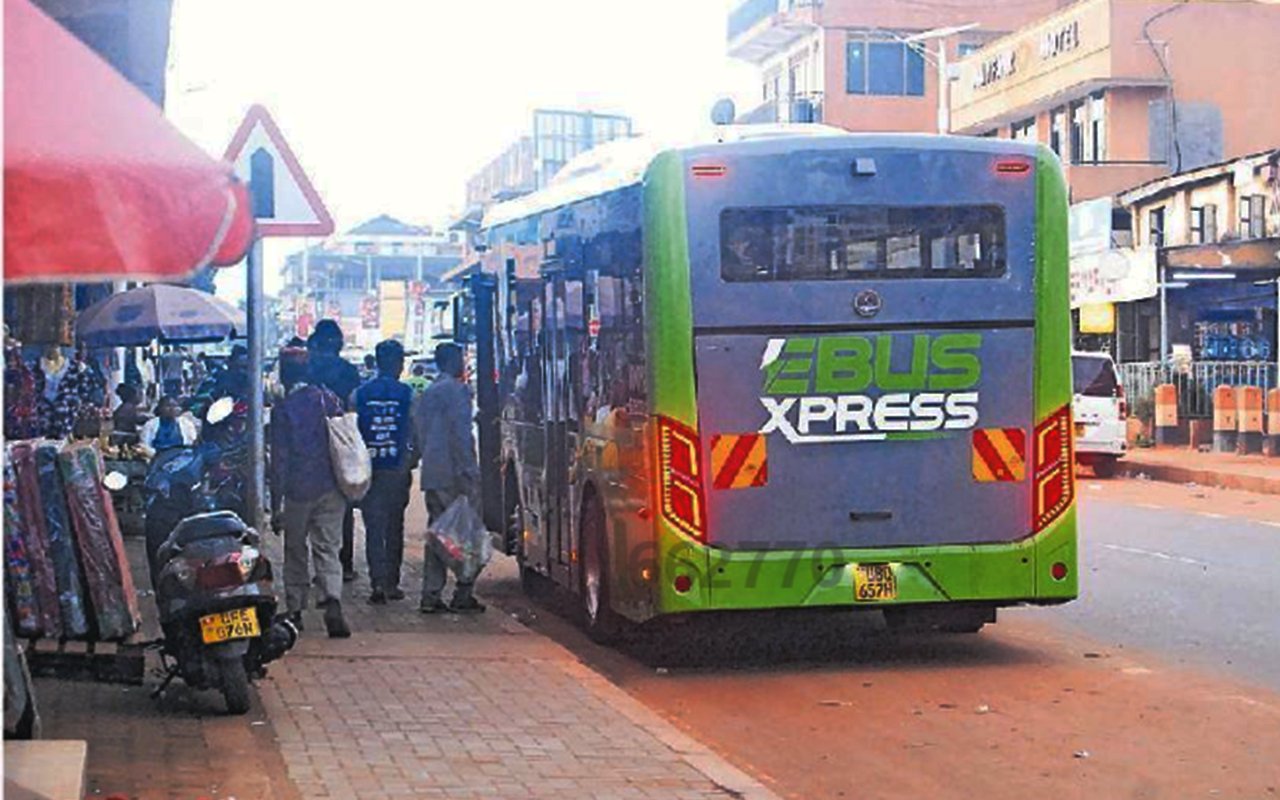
[479,477,1280,799]
[1028,479,1280,692]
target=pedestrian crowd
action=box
[268,319,482,639]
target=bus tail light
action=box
[1032,404,1074,533]
[657,416,707,542]
[691,164,727,179]
[995,160,1031,175]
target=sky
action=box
[165,0,759,300]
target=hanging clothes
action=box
[4,347,40,440]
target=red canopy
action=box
[3,0,253,283]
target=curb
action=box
[1118,458,1280,495]
[555,656,784,800]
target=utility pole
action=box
[245,239,266,532]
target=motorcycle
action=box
[115,398,296,714]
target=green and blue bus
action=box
[465,127,1077,640]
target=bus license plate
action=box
[853,564,897,602]
[199,607,259,644]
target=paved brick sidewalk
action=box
[261,500,775,800]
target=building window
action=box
[1088,92,1106,162]
[1011,117,1036,143]
[1240,195,1267,238]
[1049,107,1067,158]
[1190,205,1218,244]
[957,42,982,58]
[1148,207,1166,248]
[846,37,925,96]
[1069,100,1086,164]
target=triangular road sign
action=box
[224,104,334,237]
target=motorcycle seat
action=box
[161,510,251,556]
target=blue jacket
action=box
[355,376,414,472]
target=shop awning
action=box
[3,0,253,284]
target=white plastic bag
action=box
[428,496,492,583]
[326,412,371,501]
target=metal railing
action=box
[1118,361,1278,419]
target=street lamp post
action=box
[902,23,978,135]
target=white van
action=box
[1071,351,1127,477]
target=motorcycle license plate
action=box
[199,607,259,644]
[853,563,898,602]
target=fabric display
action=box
[57,442,140,640]
[34,441,90,639]
[8,443,61,637]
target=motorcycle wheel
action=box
[217,657,251,715]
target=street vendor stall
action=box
[3,0,255,736]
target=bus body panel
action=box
[693,326,1033,549]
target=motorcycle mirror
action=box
[206,396,235,425]
[103,471,128,491]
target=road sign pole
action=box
[246,237,266,532]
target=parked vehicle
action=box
[149,510,295,714]
[1072,351,1127,478]
[123,398,296,714]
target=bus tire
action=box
[580,493,622,644]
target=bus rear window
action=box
[720,205,1006,282]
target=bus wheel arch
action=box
[578,483,622,643]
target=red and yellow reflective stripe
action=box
[972,428,1027,483]
[710,434,768,490]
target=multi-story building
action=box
[950,0,1280,203]
[278,215,463,353]
[1112,149,1280,363]
[451,108,635,280]
[727,0,1066,129]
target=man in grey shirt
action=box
[412,343,484,613]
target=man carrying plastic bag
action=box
[413,343,489,613]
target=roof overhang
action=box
[1164,238,1280,274]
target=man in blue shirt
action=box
[353,340,415,604]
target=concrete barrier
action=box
[1237,385,1264,455]
[1212,384,1237,453]
[1154,383,1182,447]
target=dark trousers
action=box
[362,470,410,592]
[340,503,355,574]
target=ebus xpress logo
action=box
[759,333,982,444]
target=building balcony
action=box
[737,92,824,125]
[727,0,821,64]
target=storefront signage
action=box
[972,50,1017,90]
[1039,20,1080,61]
[1070,247,1159,309]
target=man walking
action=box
[307,320,362,582]
[354,340,414,604]
[413,343,484,613]
[269,348,351,638]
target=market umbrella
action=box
[76,284,247,347]
[3,0,253,283]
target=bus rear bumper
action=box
[648,506,1079,617]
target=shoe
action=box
[287,611,304,632]
[386,587,405,601]
[449,597,486,614]
[324,600,351,638]
[368,589,387,605]
[342,569,357,583]
[418,599,448,614]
